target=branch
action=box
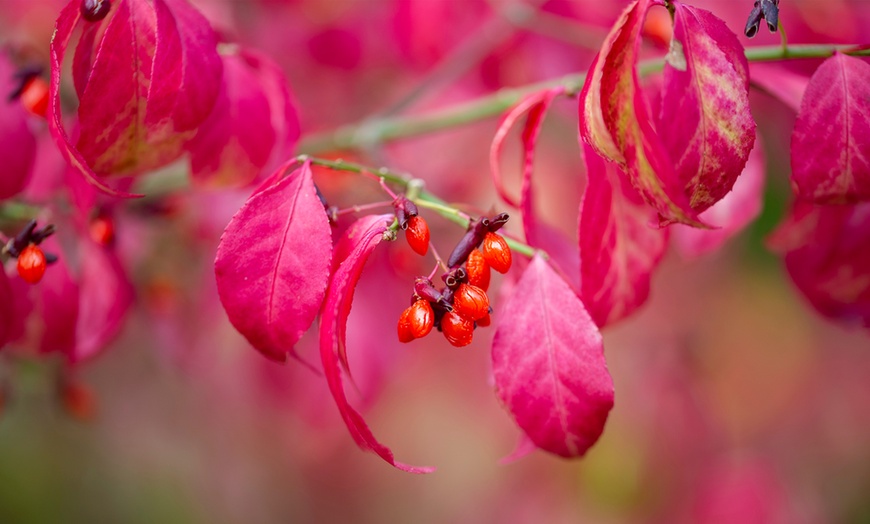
[297,43,870,155]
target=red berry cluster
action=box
[1,220,57,285]
[396,213,512,347]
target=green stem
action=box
[297,43,870,155]
[300,155,539,260]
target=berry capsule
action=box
[465,249,490,291]
[405,215,430,256]
[408,299,434,338]
[89,215,115,246]
[476,313,491,328]
[397,307,416,343]
[17,244,47,284]
[19,77,49,118]
[482,232,511,273]
[441,311,474,347]
[452,283,489,321]
[81,0,112,22]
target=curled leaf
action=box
[791,53,870,204]
[579,144,668,327]
[661,2,756,213]
[319,214,433,473]
[579,0,701,226]
[49,0,222,195]
[490,88,563,208]
[215,161,333,362]
[492,255,614,458]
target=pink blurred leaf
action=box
[215,161,332,362]
[579,0,702,226]
[489,87,578,286]
[660,2,755,213]
[579,144,668,327]
[768,201,870,327]
[492,255,614,458]
[791,53,870,203]
[749,64,809,112]
[188,48,299,187]
[37,236,133,363]
[490,88,563,208]
[0,54,37,200]
[74,238,135,363]
[49,0,221,195]
[0,269,14,348]
[319,214,433,473]
[673,135,766,257]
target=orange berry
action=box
[408,299,434,338]
[476,313,491,328]
[482,232,511,273]
[20,77,49,118]
[89,215,115,246]
[441,311,473,347]
[17,244,47,284]
[405,215,430,256]
[452,283,489,321]
[60,381,98,422]
[397,306,416,343]
[465,249,490,291]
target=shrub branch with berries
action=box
[0,0,869,474]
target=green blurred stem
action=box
[299,155,538,260]
[297,43,870,155]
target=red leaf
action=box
[0,54,36,200]
[660,2,756,213]
[579,144,668,327]
[188,48,300,187]
[791,53,870,203]
[673,134,766,257]
[768,201,870,327]
[319,214,433,473]
[492,255,614,458]
[579,0,702,226]
[215,161,333,362]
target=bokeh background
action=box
[2,0,870,522]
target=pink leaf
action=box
[768,201,870,327]
[490,88,578,286]
[579,0,702,226]
[37,235,133,363]
[791,53,870,203]
[73,238,134,363]
[0,54,37,200]
[749,64,809,113]
[660,2,756,213]
[673,134,766,257]
[0,269,15,349]
[188,48,300,187]
[490,88,563,208]
[319,214,433,473]
[215,161,333,362]
[579,144,668,327]
[492,255,614,458]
